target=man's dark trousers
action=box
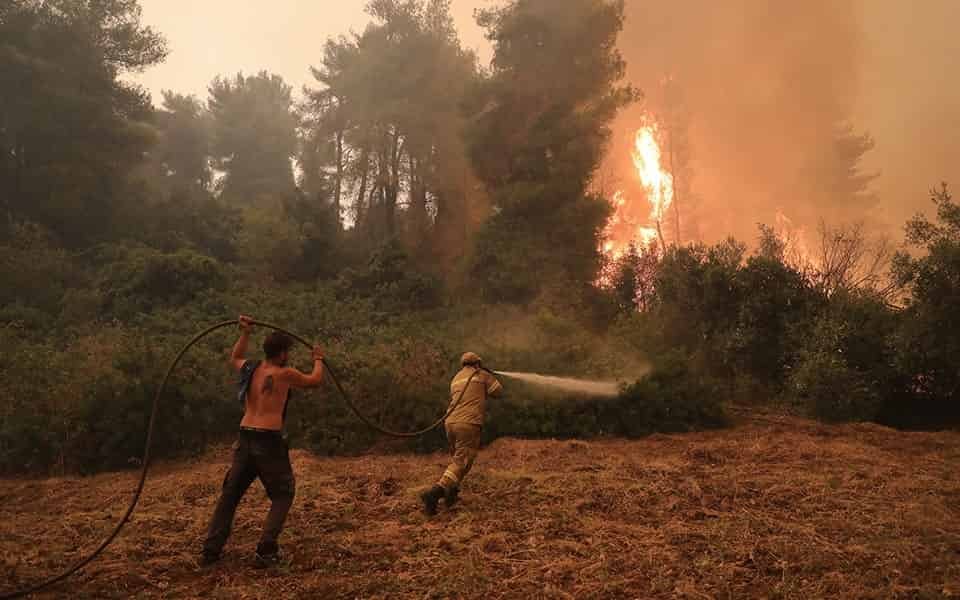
[203,428,295,557]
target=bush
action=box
[727,255,818,387]
[0,324,239,475]
[236,206,304,282]
[0,275,731,476]
[484,356,727,442]
[789,350,881,422]
[0,221,84,319]
[335,240,443,312]
[784,290,905,422]
[130,189,241,261]
[889,184,960,427]
[289,326,453,456]
[611,356,728,434]
[98,245,228,316]
[622,237,820,392]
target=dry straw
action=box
[1,413,958,598]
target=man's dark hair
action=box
[263,332,294,359]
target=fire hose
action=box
[1,318,480,599]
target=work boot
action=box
[253,550,282,569]
[254,541,283,568]
[199,551,221,567]
[420,485,444,516]
[444,485,460,508]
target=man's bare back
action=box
[240,364,292,431]
[230,315,325,431]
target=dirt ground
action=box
[1,415,959,599]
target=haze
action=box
[132,0,960,241]
[133,0,494,98]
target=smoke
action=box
[612,0,960,244]
[853,0,960,228]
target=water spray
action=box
[493,371,622,397]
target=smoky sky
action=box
[131,0,496,99]
[131,0,960,242]
[615,0,960,242]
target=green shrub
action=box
[889,185,960,427]
[335,240,443,311]
[785,290,902,423]
[788,350,881,422]
[611,356,728,434]
[0,221,84,319]
[98,245,228,316]
[727,255,818,386]
[0,323,238,475]
[485,356,727,442]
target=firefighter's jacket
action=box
[445,367,503,426]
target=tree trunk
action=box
[12,139,26,225]
[3,128,24,225]
[383,127,402,237]
[334,130,344,231]
[409,154,428,238]
[668,126,681,246]
[355,148,369,232]
[0,109,11,224]
[376,141,389,239]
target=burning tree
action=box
[600,111,676,280]
[466,0,638,303]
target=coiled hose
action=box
[1,319,473,599]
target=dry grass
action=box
[2,414,959,599]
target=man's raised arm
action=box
[282,345,326,389]
[229,315,254,372]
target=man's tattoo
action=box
[261,375,274,394]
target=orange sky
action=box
[615,0,960,238]
[853,0,960,225]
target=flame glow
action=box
[632,120,674,228]
[600,112,822,290]
[774,210,816,268]
[601,115,675,263]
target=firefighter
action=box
[421,352,503,515]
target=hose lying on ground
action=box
[1,319,473,599]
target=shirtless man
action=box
[201,315,325,567]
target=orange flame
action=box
[601,115,675,265]
[774,210,816,269]
[632,119,674,227]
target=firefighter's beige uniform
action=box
[437,355,503,491]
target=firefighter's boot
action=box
[421,485,444,516]
[444,485,460,508]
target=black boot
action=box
[421,485,444,516]
[254,550,283,569]
[254,542,282,569]
[199,551,221,567]
[444,485,460,508]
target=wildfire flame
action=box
[600,112,820,288]
[601,115,675,263]
[774,210,816,269]
[632,119,674,228]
